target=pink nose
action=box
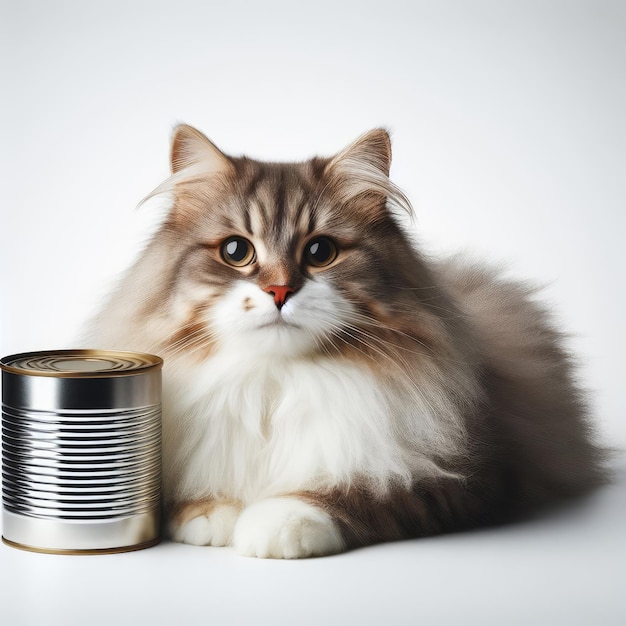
[263,285,295,309]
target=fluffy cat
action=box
[88,124,606,558]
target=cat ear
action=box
[170,124,232,175]
[324,129,410,217]
[329,129,392,178]
[139,125,234,208]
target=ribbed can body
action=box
[1,350,162,554]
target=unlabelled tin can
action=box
[1,350,162,554]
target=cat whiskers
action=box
[342,308,471,366]
[345,312,433,357]
[303,324,342,359]
[311,306,412,370]
[327,321,441,418]
[164,321,220,359]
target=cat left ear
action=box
[170,124,232,175]
[328,129,392,178]
[324,129,398,214]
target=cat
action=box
[88,124,607,558]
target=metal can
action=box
[1,349,163,554]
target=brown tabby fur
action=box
[90,124,608,554]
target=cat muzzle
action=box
[263,285,296,310]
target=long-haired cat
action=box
[88,124,606,558]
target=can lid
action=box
[0,350,163,378]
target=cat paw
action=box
[169,500,242,546]
[232,497,345,559]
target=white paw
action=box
[232,497,345,559]
[170,502,241,546]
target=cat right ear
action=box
[170,124,232,175]
[139,125,233,208]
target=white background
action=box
[1,1,624,624]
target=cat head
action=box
[142,125,432,363]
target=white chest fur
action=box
[161,354,416,505]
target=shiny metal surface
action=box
[2,509,160,553]
[1,350,163,553]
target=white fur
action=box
[164,354,411,503]
[208,277,351,357]
[87,129,481,558]
[232,497,344,558]
[161,277,446,508]
[171,502,240,546]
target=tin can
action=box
[1,349,163,554]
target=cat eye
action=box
[304,237,338,268]
[220,237,256,267]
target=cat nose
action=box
[263,285,296,310]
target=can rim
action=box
[2,535,161,555]
[0,349,163,378]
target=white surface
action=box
[1,1,625,624]
[1,469,624,626]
